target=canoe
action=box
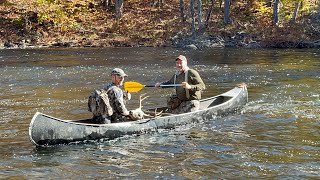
[29,85,248,146]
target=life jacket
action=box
[87,87,114,117]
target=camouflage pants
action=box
[170,100,200,114]
[110,113,131,123]
[92,115,111,124]
[92,113,131,124]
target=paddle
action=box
[124,81,182,92]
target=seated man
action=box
[88,68,140,123]
[155,55,206,114]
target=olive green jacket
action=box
[162,69,206,101]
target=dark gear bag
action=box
[88,89,113,117]
[167,95,182,110]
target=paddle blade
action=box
[124,81,145,92]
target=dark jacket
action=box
[162,69,205,101]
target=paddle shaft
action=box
[124,81,182,92]
[144,84,182,87]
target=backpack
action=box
[167,95,182,111]
[88,88,113,117]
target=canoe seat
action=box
[199,96,226,109]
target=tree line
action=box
[1,0,319,48]
[101,0,318,35]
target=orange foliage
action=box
[0,0,319,48]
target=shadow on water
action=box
[0,47,319,178]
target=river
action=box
[0,47,319,179]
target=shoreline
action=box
[1,35,320,50]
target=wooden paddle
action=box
[124,81,182,92]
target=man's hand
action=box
[155,82,161,87]
[182,82,191,89]
[124,91,131,100]
[237,83,247,88]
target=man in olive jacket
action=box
[155,55,206,114]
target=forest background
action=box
[0,0,319,49]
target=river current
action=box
[0,47,319,179]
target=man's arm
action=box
[113,90,129,115]
[189,69,206,91]
[155,74,176,88]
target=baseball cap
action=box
[111,68,128,77]
[176,55,187,62]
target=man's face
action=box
[175,59,187,72]
[112,75,125,86]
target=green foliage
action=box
[54,8,67,24]
[70,22,82,30]
[37,0,55,5]
[0,0,13,6]
[255,1,272,17]
[35,0,91,31]
[37,12,49,25]
[13,18,24,28]
[251,0,318,24]
[300,0,314,13]
[278,0,315,22]
[36,0,59,26]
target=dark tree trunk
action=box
[180,0,186,22]
[160,0,165,8]
[115,0,123,19]
[273,0,280,25]
[101,0,112,9]
[190,0,196,37]
[224,0,231,24]
[197,0,203,29]
[204,0,215,29]
[291,1,301,23]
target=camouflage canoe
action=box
[29,85,248,146]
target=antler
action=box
[138,93,149,109]
[143,108,163,118]
[153,108,163,117]
[130,94,163,120]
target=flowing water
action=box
[0,47,319,179]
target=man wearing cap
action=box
[102,68,133,123]
[155,55,205,114]
[89,68,142,123]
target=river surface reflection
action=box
[0,47,319,179]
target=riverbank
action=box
[1,0,320,49]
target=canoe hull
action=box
[29,86,248,146]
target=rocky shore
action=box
[1,32,319,50]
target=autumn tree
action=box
[197,0,203,29]
[101,0,112,9]
[204,0,215,29]
[291,0,302,23]
[188,0,209,36]
[152,0,165,7]
[180,0,186,22]
[190,0,196,35]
